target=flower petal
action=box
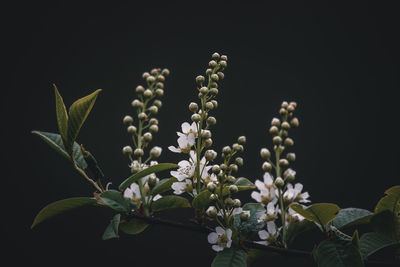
[215,226,225,235]
[258,230,269,240]
[212,245,224,252]
[251,191,261,202]
[207,232,218,244]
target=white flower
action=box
[168,122,198,153]
[251,173,278,205]
[256,221,279,245]
[124,183,142,203]
[171,179,193,195]
[207,227,232,252]
[170,151,211,182]
[286,207,305,223]
[152,194,162,201]
[283,183,310,204]
[258,202,279,222]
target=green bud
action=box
[200,86,208,94]
[284,138,294,147]
[157,75,165,82]
[149,124,159,133]
[271,118,281,127]
[260,148,271,160]
[237,136,246,145]
[273,136,282,145]
[206,206,217,217]
[235,157,243,166]
[134,148,144,157]
[290,117,299,127]
[281,121,290,130]
[233,198,241,207]
[153,100,162,108]
[287,153,296,162]
[220,55,228,61]
[205,102,214,110]
[240,211,250,221]
[220,163,228,171]
[209,88,219,95]
[206,68,212,75]
[150,146,162,158]
[212,52,220,60]
[212,165,220,174]
[224,197,234,207]
[148,176,158,187]
[138,112,147,121]
[143,132,153,142]
[122,146,133,155]
[161,68,170,76]
[232,143,244,152]
[131,99,144,109]
[222,146,231,154]
[219,60,227,68]
[151,68,159,75]
[191,113,201,122]
[204,138,213,147]
[211,74,219,81]
[205,149,217,161]
[229,185,238,193]
[262,162,272,172]
[227,175,236,183]
[127,125,137,134]
[146,76,155,83]
[142,72,150,79]
[207,182,217,192]
[209,194,218,201]
[287,104,295,112]
[279,108,288,116]
[135,85,145,94]
[211,100,218,108]
[207,116,216,126]
[269,126,279,135]
[149,118,159,125]
[275,177,284,187]
[189,102,199,112]
[155,89,164,97]
[123,115,133,125]
[229,164,238,173]
[148,105,158,114]
[209,60,218,68]
[279,159,289,167]
[201,130,212,139]
[281,101,289,108]
[196,75,205,85]
[217,72,224,80]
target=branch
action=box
[127,213,399,267]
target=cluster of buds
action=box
[122,68,169,170]
[206,136,247,224]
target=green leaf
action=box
[374,185,400,214]
[151,177,177,196]
[359,232,396,259]
[120,218,149,235]
[234,177,256,191]
[102,214,121,240]
[152,195,191,212]
[234,203,265,237]
[66,89,102,152]
[192,190,212,210]
[119,163,178,191]
[333,208,373,229]
[53,84,69,144]
[285,219,317,246]
[31,197,97,228]
[316,238,364,267]
[100,190,130,213]
[211,248,247,267]
[32,131,88,169]
[290,203,340,228]
[370,210,400,242]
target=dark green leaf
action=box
[316,238,364,267]
[290,203,340,228]
[66,89,102,152]
[119,163,178,191]
[31,197,97,228]
[100,190,130,213]
[102,214,121,240]
[360,232,396,259]
[211,248,247,267]
[374,185,400,214]
[234,177,256,191]
[150,177,177,196]
[53,84,69,144]
[32,131,87,169]
[192,190,212,210]
[234,203,265,237]
[152,195,190,212]
[333,208,373,229]
[371,210,399,242]
[120,218,148,235]
[285,219,317,246]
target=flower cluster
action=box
[251,101,310,248]
[122,68,169,215]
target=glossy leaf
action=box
[31,197,97,228]
[150,177,177,196]
[152,195,191,212]
[102,214,121,240]
[120,218,148,235]
[333,208,373,229]
[374,185,400,214]
[315,238,364,267]
[192,190,212,210]
[290,203,340,228]
[66,89,102,152]
[359,232,396,259]
[233,177,256,191]
[100,190,130,213]
[211,248,247,267]
[32,131,88,169]
[285,219,317,245]
[119,163,178,191]
[54,84,69,144]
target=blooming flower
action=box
[168,122,198,153]
[286,207,305,223]
[251,172,278,205]
[283,183,310,204]
[171,179,193,195]
[258,202,279,223]
[256,221,279,245]
[207,227,232,252]
[170,151,211,182]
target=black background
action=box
[2,1,399,267]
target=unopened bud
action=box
[149,118,159,125]
[211,100,218,108]
[281,121,290,130]
[122,146,133,155]
[201,130,212,139]
[204,138,213,147]
[262,162,272,172]
[224,197,234,207]
[150,146,162,158]
[205,102,214,110]
[135,85,145,94]
[227,175,236,183]
[222,146,231,155]
[153,100,162,108]
[233,198,241,207]
[220,163,228,171]
[211,74,219,81]
[212,52,220,60]
[188,102,198,112]
[146,76,155,83]
[127,125,137,134]
[209,88,219,95]
[260,148,271,160]
[275,177,284,187]
[290,118,299,127]
[283,168,296,181]
[157,75,165,82]
[219,60,227,68]
[207,116,216,126]
[148,105,158,114]
[271,118,281,127]
[155,89,164,97]
[206,68,213,75]
[143,132,152,142]
[131,99,144,109]
[273,136,282,145]
[287,104,295,112]
[191,113,201,122]
[151,68,159,75]
[209,60,218,68]
[142,72,150,79]
[284,138,294,147]
[232,143,244,152]
[237,136,246,145]
[281,101,289,108]
[240,211,250,221]
[149,124,159,133]
[235,157,244,166]
[209,194,218,201]
[205,149,217,161]
[196,75,205,85]
[212,165,221,174]
[279,159,289,167]
[200,86,208,94]
[229,164,238,173]
[217,72,224,80]
[207,182,217,192]
[161,68,170,76]
[220,55,228,61]
[229,185,238,193]
[206,206,217,217]
[134,148,144,157]
[269,126,279,135]
[279,108,287,116]
[138,112,147,121]
[287,153,296,162]
[123,115,133,125]
[148,176,158,187]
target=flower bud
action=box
[127,125,137,134]
[269,126,279,135]
[237,136,246,145]
[233,198,241,207]
[142,72,150,79]
[240,211,250,221]
[225,197,234,207]
[212,52,220,60]
[227,175,236,183]
[279,159,289,167]
[284,138,294,147]
[283,168,296,181]
[219,60,227,68]
[211,81,218,88]
[204,138,213,147]
[196,75,205,85]
[149,118,159,125]
[275,145,285,153]
[229,185,238,194]
[232,143,244,152]
[281,121,290,130]
[148,176,158,187]
[229,164,238,173]
[205,149,217,161]
[206,68,212,75]
[134,148,144,157]
[212,165,220,174]
[290,117,299,127]
[217,72,224,80]
[279,108,287,116]
[153,100,162,108]
[281,101,289,108]
[149,124,159,134]
[281,130,288,137]
[138,112,147,121]
[201,130,212,139]
[287,153,296,162]
[123,115,133,125]
[200,86,208,94]
[209,60,218,68]
[211,100,218,108]
[262,162,272,172]
[260,148,271,160]
[275,177,284,187]
[155,89,164,97]
[288,103,296,112]
[271,118,281,127]
[122,146,133,155]
[146,76,155,83]
[157,75,165,82]
[222,146,232,155]
[220,163,228,171]
[143,132,153,142]
[209,194,218,201]
[207,116,216,126]
[189,102,199,112]
[156,82,164,89]
[273,136,282,145]
[206,206,217,217]
[235,157,243,166]
[148,105,158,114]
[151,68,159,75]
[205,102,214,110]
[191,113,201,122]
[161,68,170,76]
[209,88,219,95]
[135,85,145,94]
[207,182,217,192]
[210,74,219,81]
[131,99,144,109]
[220,55,228,61]
[150,146,162,158]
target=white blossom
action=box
[207,227,232,252]
[256,221,279,245]
[286,207,305,223]
[251,172,278,205]
[258,202,279,223]
[171,179,193,195]
[168,122,198,153]
[170,151,211,182]
[283,183,310,204]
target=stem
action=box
[73,162,103,193]
[275,147,287,248]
